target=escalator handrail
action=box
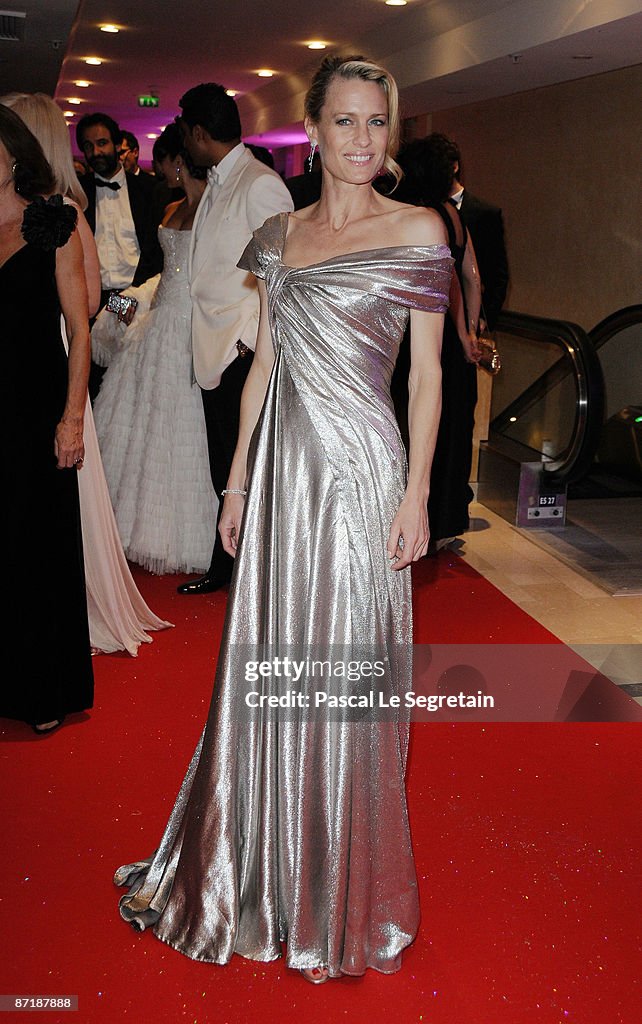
[490,309,604,484]
[588,304,642,350]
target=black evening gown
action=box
[0,198,93,725]
[391,201,477,541]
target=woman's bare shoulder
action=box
[288,202,320,224]
[162,199,185,227]
[385,201,448,248]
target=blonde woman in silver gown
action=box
[116,57,452,983]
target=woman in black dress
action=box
[392,133,481,547]
[0,105,93,733]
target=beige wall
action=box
[431,65,642,331]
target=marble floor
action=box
[524,497,642,597]
[455,501,642,699]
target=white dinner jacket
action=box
[188,146,293,390]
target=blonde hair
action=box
[1,92,88,210]
[304,55,402,187]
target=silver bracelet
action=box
[222,488,247,496]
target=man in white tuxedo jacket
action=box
[177,83,293,594]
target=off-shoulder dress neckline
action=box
[277,211,450,272]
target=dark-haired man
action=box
[176,83,293,595]
[120,127,176,221]
[77,112,163,397]
[118,130,144,175]
[77,113,162,307]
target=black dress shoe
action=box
[176,574,230,595]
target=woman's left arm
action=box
[387,206,448,569]
[75,206,101,316]
[388,305,443,569]
[461,234,482,338]
[449,268,480,364]
[64,198,101,316]
[54,226,90,469]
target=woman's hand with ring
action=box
[54,416,84,469]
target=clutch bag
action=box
[477,334,501,375]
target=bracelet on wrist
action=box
[222,488,247,496]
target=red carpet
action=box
[1,554,640,1023]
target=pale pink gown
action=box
[63,321,172,655]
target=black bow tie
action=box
[95,179,120,191]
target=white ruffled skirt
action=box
[92,286,217,576]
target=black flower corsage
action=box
[21,194,78,251]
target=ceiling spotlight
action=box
[85,57,102,65]
[257,69,274,78]
[226,89,238,97]
[63,110,75,118]
[67,97,82,105]
[100,24,119,33]
[146,133,158,139]
[307,41,326,50]
[385,0,407,6]
[74,80,90,88]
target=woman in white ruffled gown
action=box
[3,92,171,656]
[92,125,217,576]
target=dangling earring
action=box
[11,161,17,176]
[175,166,181,183]
[308,140,317,173]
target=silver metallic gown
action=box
[115,213,452,977]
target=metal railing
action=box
[489,309,604,484]
[589,304,642,350]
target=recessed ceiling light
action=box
[385,0,407,6]
[226,89,238,97]
[63,110,75,118]
[307,41,327,50]
[67,97,82,105]
[74,80,90,88]
[85,57,102,66]
[257,69,274,78]
[146,133,158,139]
[100,24,119,33]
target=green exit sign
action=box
[138,95,159,108]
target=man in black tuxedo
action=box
[447,140,509,331]
[77,112,163,397]
[77,113,163,304]
[118,130,148,178]
[119,127,176,232]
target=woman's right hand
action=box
[460,329,481,364]
[219,493,246,557]
[118,303,137,325]
[55,414,85,469]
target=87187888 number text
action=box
[0,995,78,1011]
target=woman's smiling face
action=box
[306,76,389,186]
